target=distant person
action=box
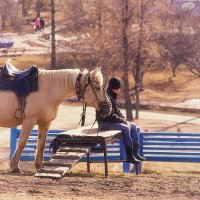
[40,17,45,32]
[35,17,40,32]
[96,77,146,164]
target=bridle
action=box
[76,72,112,126]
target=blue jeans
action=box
[98,121,139,148]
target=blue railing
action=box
[10,128,200,174]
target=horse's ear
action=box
[94,66,102,75]
[83,68,88,73]
[97,66,101,71]
[90,68,99,80]
[93,67,100,76]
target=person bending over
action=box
[96,77,146,164]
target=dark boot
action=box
[125,146,141,164]
[133,144,146,161]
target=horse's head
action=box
[76,67,112,117]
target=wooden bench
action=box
[10,125,130,178]
[138,132,200,173]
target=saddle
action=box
[0,63,38,97]
[0,62,39,119]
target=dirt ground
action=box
[0,171,199,200]
[0,102,200,200]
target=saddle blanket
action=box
[0,65,38,97]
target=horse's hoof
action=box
[35,164,43,171]
[9,167,21,173]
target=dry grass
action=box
[140,67,200,103]
[5,160,200,178]
[0,55,50,70]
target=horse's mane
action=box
[38,68,103,87]
[38,68,80,88]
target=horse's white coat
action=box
[0,67,107,172]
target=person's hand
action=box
[122,118,127,124]
[126,121,131,126]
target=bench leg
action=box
[102,140,108,177]
[135,164,138,175]
[133,163,142,174]
[86,150,90,173]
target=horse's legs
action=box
[35,122,51,170]
[10,119,36,173]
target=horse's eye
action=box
[96,86,101,90]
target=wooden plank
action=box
[55,151,85,156]
[57,124,121,139]
[52,152,85,159]
[36,166,70,175]
[34,173,62,179]
[43,158,79,167]
[57,147,90,153]
[56,139,98,144]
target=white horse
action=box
[0,64,111,172]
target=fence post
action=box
[10,127,18,159]
[120,138,130,173]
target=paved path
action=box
[0,23,89,56]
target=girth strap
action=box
[14,97,26,119]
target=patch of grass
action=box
[140,67,200,103]
[142,169,161,175]
[172,170,200,175]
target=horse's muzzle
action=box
[99,101,112,118]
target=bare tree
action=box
[51,0,56,69]
[120,0,133,120]
[22,0,32,17]
[0,0,24,31]
[158,2,200,78]
[57,0,185,119]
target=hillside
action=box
[139,67,200,103]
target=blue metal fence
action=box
[10,128,200,174]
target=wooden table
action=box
[56,124,122,177]
[35,124,122,178]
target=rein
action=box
[76,72,90,126]
[76,72,111,127]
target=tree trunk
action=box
[36,0,42,17]
[96,1,102,36]
[1,12,6,31]
[134,0,144,119]
[122,0,133,121]
[51,0,56,69]
[22,0,32,17]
